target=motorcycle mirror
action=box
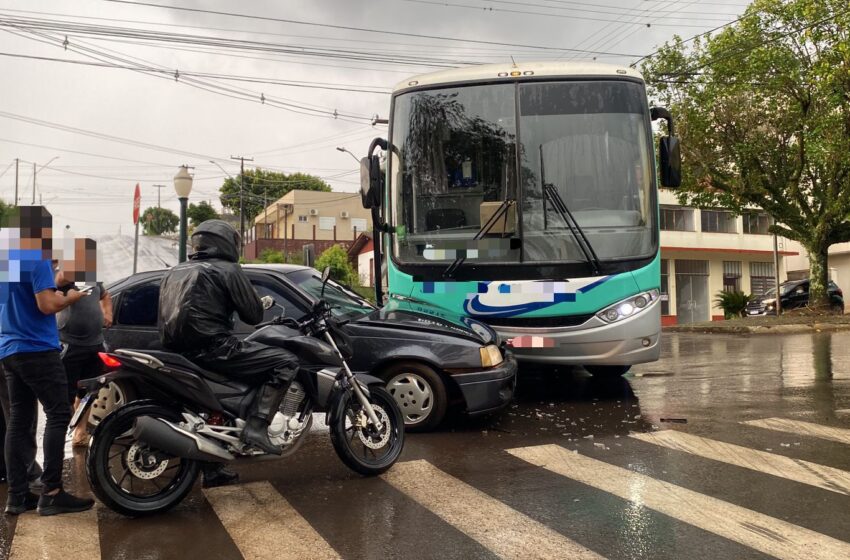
[261,295,275,310]
[321,266,331,283]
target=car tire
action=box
[584,365,631,378]
[380,362,447,433]
[87,380,137,429]
[832,303,844,314]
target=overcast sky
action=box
[0,0,747,236]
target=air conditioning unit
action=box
[309,209,319,216]
[340,211,350,219]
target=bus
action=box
[360,61,681,376]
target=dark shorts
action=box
[61,344,104,402]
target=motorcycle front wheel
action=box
[329,386,404,476]
[86,401,200,517]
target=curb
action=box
[664,322,850,335]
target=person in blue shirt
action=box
[0,206,94,516]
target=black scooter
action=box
[74,268,405,517]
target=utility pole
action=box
[152,184,167,209]
[14,158,18,206]
[773,217,782,316]
[230,155,253,256]
[32,162,36,205]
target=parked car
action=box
[92,264,517,432]
[745,279,844,316]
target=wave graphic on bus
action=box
[462,277,611,318]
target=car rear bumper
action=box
[450,352,518,416]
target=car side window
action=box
[231,275,307,333]
[116,281,161,326]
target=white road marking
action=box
[382,460,603,560]
[508,444,850,560]
[10,507,100,560]
[742,417,850,445]
[204,481,341,560]
[631,430,850,496]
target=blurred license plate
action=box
[70,393,94,428]
[748,310,759,315]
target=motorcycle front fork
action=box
[321,331,384,430]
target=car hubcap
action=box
[386,373,433,425]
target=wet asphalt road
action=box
[3,331,850,559]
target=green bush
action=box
[714,290,753,319]
[315,245,358,286]
[258,248,286,264]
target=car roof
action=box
[243,264,311,274]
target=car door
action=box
[787,282,809,310]
[105,279,163,351]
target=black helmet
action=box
[189,219,240,262]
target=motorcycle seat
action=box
[128,350,232,384]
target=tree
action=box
[0,199,10,226]
[187,201,219,228]
[141,206,179,235]
[218,169,331,223]
[642,0,850,308]
[315,245,358,286]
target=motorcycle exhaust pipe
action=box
[132,416,234,462]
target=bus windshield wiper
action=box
[442,199,516,279]
[539,145,601,275]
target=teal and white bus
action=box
[360,61,680,375]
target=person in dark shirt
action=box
[0,206,95,516]
[158,220,299,456]
[55,237,113,447]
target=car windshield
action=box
[286,269,375,320]
[764,283,799,297]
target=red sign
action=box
[133,183,141,225]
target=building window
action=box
[351,218,368,233]
[701,210,737,233]
[660,259,670,315]
[660,206,695,231]
[750,261,776,296]
[298,215,308,223]
[319,216,336,231]
[723,261,742,292]
[743,213,771,235]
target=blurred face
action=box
[60,238,97,283]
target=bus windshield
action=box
[390,80,655,269]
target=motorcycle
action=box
[74,267,405,517]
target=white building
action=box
[657,189,798,325]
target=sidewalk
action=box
[664,314,850,335]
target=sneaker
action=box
[5,492,39,515]
[37,490,95,517]
[201,465,239,489]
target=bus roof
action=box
[392,61,644,93]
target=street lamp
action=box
[174,165,194,263]
[336,146,360,163]
[33,156,60,204]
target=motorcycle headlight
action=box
[479,344,503,368]
[597,290,660,324]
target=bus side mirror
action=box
[360,155,383,209]
[659,136,681,189]
[651,107,681,189]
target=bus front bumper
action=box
[493,301,661,366]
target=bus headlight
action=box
[597,290,659,324]
[480,345,504,367]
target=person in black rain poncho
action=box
[158,219,298,455]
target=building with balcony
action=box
[658,190,798,324]
[244,190,371,261]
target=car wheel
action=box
[87,380,136,428]
[584,365,631,378]
[832,304,844,314]
[381,362,447,432]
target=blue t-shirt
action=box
[0,259,61,360]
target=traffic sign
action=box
[133,183,141,225]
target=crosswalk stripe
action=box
[631,430,850,496]
[9,507,100,560]
[742,417,850,445]
[204,481,341,560]
[382,460,603,560]
[507,444,850,560]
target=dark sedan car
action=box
[745,279,844,316]
[94,264,517,431]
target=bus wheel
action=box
[584,365,631,378]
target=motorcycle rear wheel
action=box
[86,401,200,517]
[330,386,404,476]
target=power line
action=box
[105,0,642,57]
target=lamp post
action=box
[174,165,194,263]
[336,146,360,163]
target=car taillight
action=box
[98,352,122,369]
[837,289,843,297]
